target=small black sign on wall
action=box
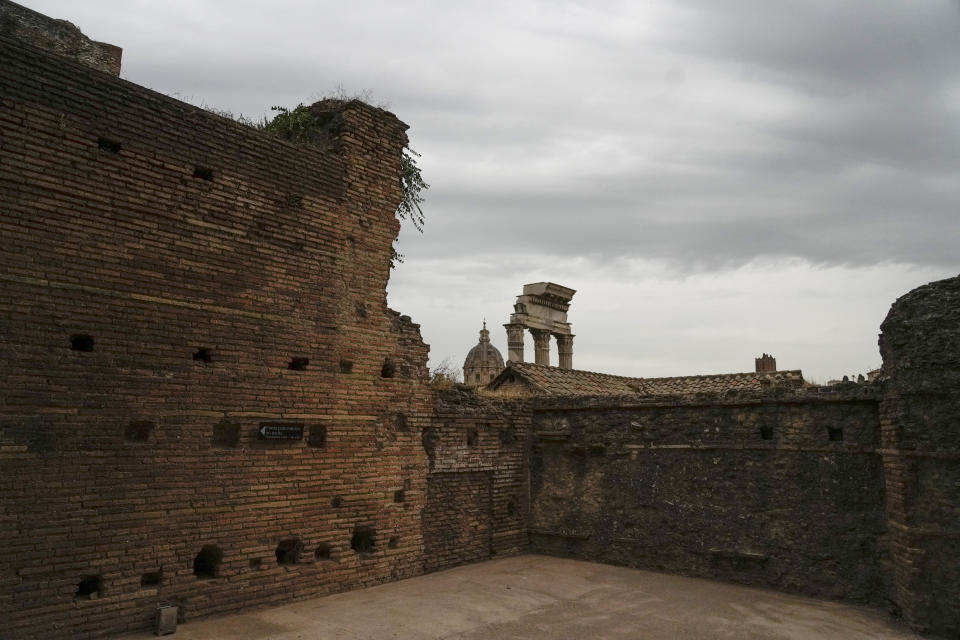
[258,422,304,441]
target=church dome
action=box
[463,321,504,387]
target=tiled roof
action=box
[488,361,805,397]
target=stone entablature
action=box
[504,282,575,369]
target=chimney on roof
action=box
[755,353,777,373]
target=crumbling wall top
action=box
[880,273,960,395]
[0,0,121,75]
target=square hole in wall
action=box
[125,420,154,443]
[289,357,310,371]
[97,137,122,153]
[355,302,367,318]
[75,574,104,600]
[759,426,773,440]
[314,543,332,561]
[395,413,408,432]
[351,526,376,555]
[466,429,479,447]
[388,536,399,549]
[275,538,303,565]
[380,358,395,378]
[393,489,405,503]
[249,558,262,570]
[308,425,327,448]
[339,359,353,374]
[140,570,162,588]
[422,427,439,461]
[193,545,222,579]
[192,166,214,181]
[212,421,240,448]
[828,427,844,442]
[70,334,94,352]
[331,495,343,508]
[193,348,214,363]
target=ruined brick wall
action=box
[0,0,121,75]
[529,388,887,605]
[422,390,530,571]
[0,35,432,639]
[879,274,960,636]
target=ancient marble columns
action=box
[504,282,576,369]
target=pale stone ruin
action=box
[504,282,576,369]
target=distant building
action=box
[463,321,505,388]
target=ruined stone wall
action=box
[529,388,887,605]
[0,35,432,639]
[423,391,530,571]
[0,0,121,75]
[879,274,960,636]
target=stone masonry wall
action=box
[0,35,433,639]
[879,274,960,636]
[423,391,530,571]
[529,388,887,605]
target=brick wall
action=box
[423,472,493,571]
[879,274,960,636]
[422,391,530,571]
[528,388,888,605]
[0,35,432,639]
[0,0,121,75]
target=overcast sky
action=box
[27,0,960,382]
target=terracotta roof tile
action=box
[488,361,804,397]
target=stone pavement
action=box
[116,555,921,640]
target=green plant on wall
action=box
[260,104,323,144]
[260,103,428,268]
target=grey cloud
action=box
[30,0,960,273]
[673,1,960,93]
